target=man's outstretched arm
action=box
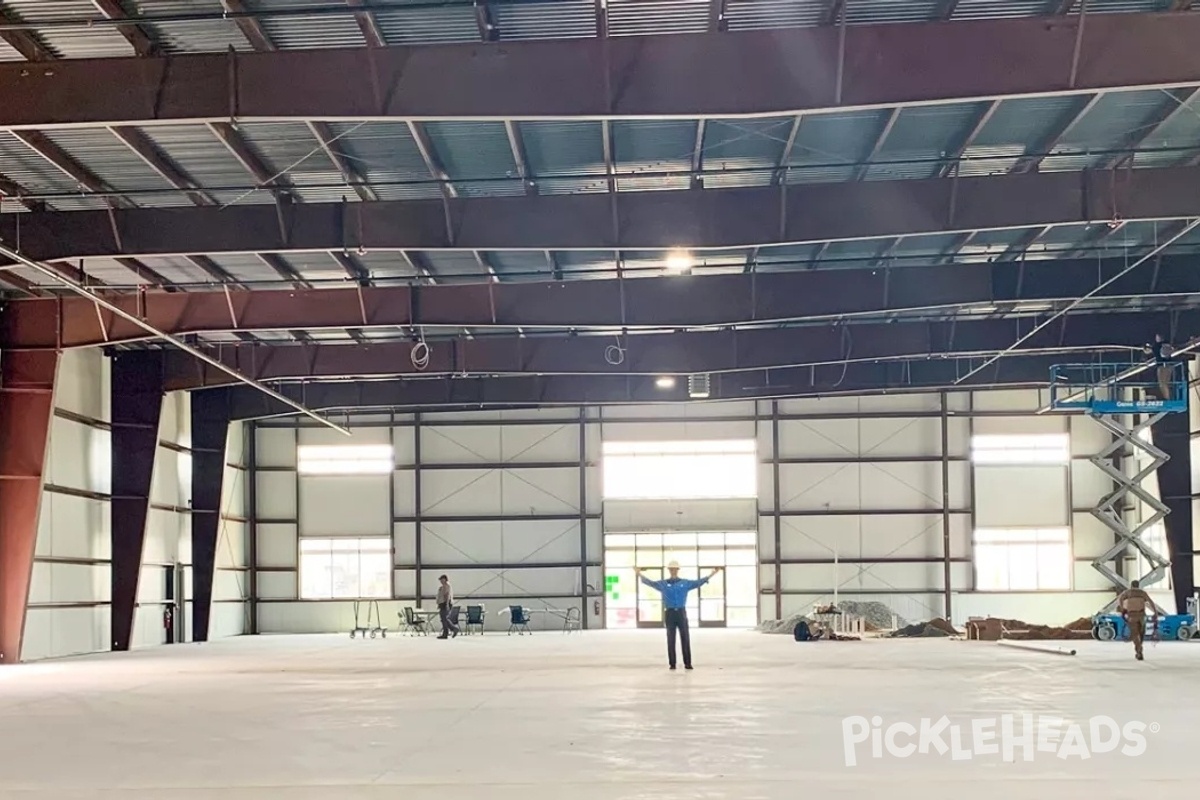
[635,567,663,591]
[687,567,723,590]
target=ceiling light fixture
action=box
[655,376,677,390]
[665,250,694,274]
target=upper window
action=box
[602,440,757,500]
[973,528,1072,591]
[299,537,391,600]
[298,444,394,475]
[971,434,1069,465]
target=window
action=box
[297,444,393,475]
[1132,523,1172,589]
[973,528,1072,591]
[971,434,1069,464]
[602,440,757,499]
[299,537,392,599]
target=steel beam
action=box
[0,350,58,664]
[110,350,165,652]
[1,165,1198,266]
[346,0,387,47]
[220,0,275,52]
[1149,411,1195,612]
[219,354,1076,420]
[11,130,132,209]
[156,309,1190,391]
[3,14,1200,128]
[0,11,53,62]
[191,388,231,643]
[10,253,1200,350]
[109,127,216,207]
[307,121,378,202]
[91,0,158,57]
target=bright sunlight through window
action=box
[971,434,1069,465]
[602,440,757,500]
[299,538,392,600]
[297,445,394,475]
[973,528,1072,591]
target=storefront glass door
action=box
[603,531,758,629]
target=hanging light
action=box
[665,249,694,274]
[655,376,677,389]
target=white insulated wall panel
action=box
[774,513,970,560]
[972,415,1066,435]
[299,425,392,446]
[1071,459,1113,508]
[34,493,109,559]
[952,591,1107,626]
[777,461,967,511]
[256,472,296,519]
[776,416,962,459]
[421,566,581,598]
[394,469,416,516]
[604,499,758,530]
[53,349,109,419]
[299,475,390,536]
[778,561,965,593]
[45,421,109,493]
[968,388,1046,413]
[258,571,298,600]
[20,607,109,662]
[255,427,297,468]
[256,523,298,568]
[27,562,109,605]
[1070,415,1112,455]
[600,420,756,442]
[420,468,579,516]
[420,422,579,463]
[419,520,585,565]
[777,393,945,415]
[1072,512,1114,559]
[975,465,1068,527]
[601,401,756,420]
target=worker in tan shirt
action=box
[1117,580,1161,661]
[436,574,459,639]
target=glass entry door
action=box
[603,531,757,629]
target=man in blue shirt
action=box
[637,561,722,670]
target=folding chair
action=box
[401,606,429,636]
[508,605,532,636]
[562,606,582,634]
[465,605,486,635]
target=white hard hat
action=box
[667,560,681,570]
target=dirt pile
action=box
[889,617,960,638]
[966,616,1094,640]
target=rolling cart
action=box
[350,599,387,639]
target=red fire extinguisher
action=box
[163,606,173,630]
[593,599,601,616]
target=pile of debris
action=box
[997,616,1093,641]
[889,618,960,638]
[832,601,907,630]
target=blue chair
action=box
[508,605,532,635]
[465,605,486,635]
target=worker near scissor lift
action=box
[1117,580,1162,661]
[1142,334,1174,401]
[636,562,722,670]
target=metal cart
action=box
[350,599,387,639]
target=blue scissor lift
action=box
[1048,362,1188,613]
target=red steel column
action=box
[0,350,59,664]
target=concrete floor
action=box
[2,629,1197,799]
